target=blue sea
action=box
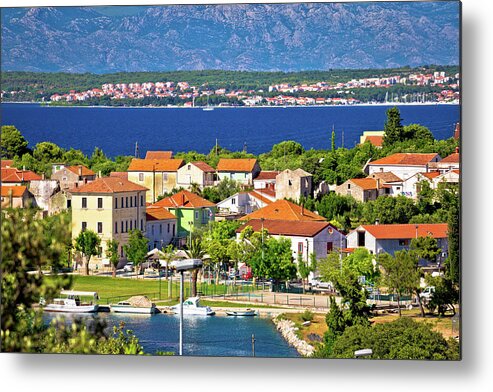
[43,312,300,358]
[1,103,460,157]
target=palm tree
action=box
[184,237,207,297]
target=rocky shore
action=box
[272,317,315,357]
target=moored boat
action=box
[171,297,215,316]
[110,301,157,314]
[225,309,257,317]
[42,290,99,313]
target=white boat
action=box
[110,301,157,314]
[42,290,99,313]
[225,309,257,317]
[171,297,215,316]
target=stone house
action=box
[366,153,442,180]
[51,165,96,191]
[275,168,313,202]
[176,161,215,189]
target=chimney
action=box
[98,170,102,178]
[455,146,459,154]
[375,219,379,225]
[42,173,45,180]
[376,178,381,189]
[78,165,83,177]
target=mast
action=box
[135,141,139,158]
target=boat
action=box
[203,94,214,111]
[171,297,215,316]
[109,301,157,314]
[42,290,99,313]
[225,309,257,317]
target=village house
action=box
[145,151,173,159]
[28,179,61,215]
[216,158,261,186]
[176,161,215,189]
[127,158,185,203]
[367,172,404,197]
[149,190,215,247]
[253,171,280,190]
[335,178,383,202]
[359,131,385,148]
[346,223,448,266]
[51,164,96,191]
[366,153,442,179]
[145,207,177,251]
[428,150,460,173]
[402,171,442,199]
[275,168,313,202]
[1,185,36,208]
[1,167,42,186]
[216,190,273,220]
[240,199,326,222]
[69,177,148,271]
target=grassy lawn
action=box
[278,312,327,346]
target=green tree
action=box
[297,252,317,294]
[123,229,149,277]
[33,141,65,164]
[446,195,460,285]
[1,125,30,159]
[106,239,120,278]
[184,237,207,297]
[382,106,404,147]
[425,275,459,316]
[74,229,101,276]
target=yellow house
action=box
[69,177,148,271]
[127,158,185,203]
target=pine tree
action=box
[382,106,404,147]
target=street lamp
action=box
[175,258,203,356]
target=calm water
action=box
[43,312,300,358]
[1,103,459,157]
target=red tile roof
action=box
[1,160,14,168]
[357,223,448,239]
[217,158,258,173]
[128,158,184,172]
[253,187,276,199]
[364,135,383,147]
[145,151,173,159]
[1,185,28,197]
[151,190,216,208]
[68,177,148,194]
[254,171,280,180]
[368,172,403,183]
[440,153,460,164]
[349,178,379,190]
[66,165,95,176]
[190,161,215,173]
[248,191,273,205]
[422,172,441,180]
[1,168,42,182]
[146,207,177,221]
[109,172,129,180]
[369,153,440,166]
[236,219,331,238]
[240,199,326,222]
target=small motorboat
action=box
[109,301,157,314]
[225,309,257,317]
[42,290,99,313]
[171,297,215,316]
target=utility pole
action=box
[215,138,218,156]
[251,334,256,357]
[135,141,139,158]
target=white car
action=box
[419,286,435,300]
[122,263,134,272]
[309,277,332,290]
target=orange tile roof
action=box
[1,168,42,182]
[1,160,14,168]
[364,135,383,147]
[66,165,95,176]
[151,190,216,209]
[350,178,379,190]
[240,199,326,222]
[190,161,215,173]
[255,171,280,180]
[369,153,440,166]
[248,191,273,205]
[236,219,331,237]
[146,207,177,221]
[217,158,258,173]
[422,171,441,180]
[440,153,460,164]
[1,185,28,197]
[127,158,184,172]
[145,151,173,159]
[69,177,148,194]
[109,171,129,180]
[357,223,448,239]
[253,187,276,199]
[368,172,403,183]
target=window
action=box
[126,197,129,208]
[130,220,133,230]
[159,224,162,234]
[140,195,144,206]
[172,224,175,236]
[399,239,409,246]
[115,198,118,209]
[82,197,87,208]
[188,164,191,170]
[140,219,144,231]
[115,222,118,234]
[167,223,170,233]
[97,197,103,209]
[139,173,144,181]
[357,231,365,247]
[298,242,304,254]
[134,196,137,206]
[97,222,103,233]
[125,221,128,232]
[67,199,71,208]
[231,198,236,205]
[195,211,199,220]
[121,197,124,208]
[327,242,333,252]
[82,222,87,232]
[163,173,168,181]
[152,225,154,235]
[121,221,124,233]
[347,183,351,189]
[289,180,292,186]
[130,197,133,208]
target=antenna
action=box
[135,141,139,158]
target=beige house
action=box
[1,185,35,208]
[366,153,441,179]
[69,177,148,270]
[176,161,215,189]
[335,178,382,202]
[51,165,96,191]
[275,168,313,202]
[127,158,184,203]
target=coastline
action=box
[2,101,460,109]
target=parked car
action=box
[419,286,435,300]
[309,277,332,290]
[123,262,134,272]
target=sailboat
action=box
[203,94,214,111]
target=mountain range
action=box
[1,2,460,73]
